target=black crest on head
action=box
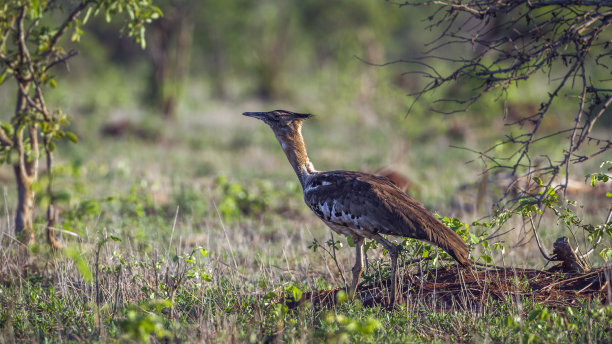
[243,110,313,123]
[272,110,313,120]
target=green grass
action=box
[1,64,611,342]
[1,256,610,343]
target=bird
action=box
[243,110,472,307]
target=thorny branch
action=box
[394,0,612,202]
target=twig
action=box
[167,206,179,256]
[329,232,348,291]
[529,216,554,261]
[394,0,612,206]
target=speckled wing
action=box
[303,170,471,267]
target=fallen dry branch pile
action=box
[287,265,611,310]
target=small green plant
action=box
[519,167,611,264]
[317,309,381,343]
[214,175,301,222]
[215,175,266,220]
[118,300,172,343]
[286,284,303,303]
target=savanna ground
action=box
[1,4,612,342]
[1,72,610,342]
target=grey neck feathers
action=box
[273,122,317,188]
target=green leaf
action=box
[606,192,612,198]
[469,233,479,244]
[0,121,13,136]
[519,198,538,206]
[504,316,517,328]
[109,235,121,242]
[83,6,93,23]
[346,236,354,247]
[336,290,347,304]
[65,247,93,282]
[528,309,541,321]
[263,291,277,300]
[201,273,213,282]
[46,140,56,152]
[49,79,57,88]
[286,285,302,302]
[64,131,78,143]
[51,190,71,203]
[523,333,536,344]
[139,26,146,49]
[533,176,543,186]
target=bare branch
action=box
[393,0,612,206]
[44,49,79,72]
[46,1,90,52]
[0,129,12,147]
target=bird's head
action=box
[243,110,317,181]
[242,110,312,133]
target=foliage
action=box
[0,0,160,245]
[415,162,609,269]
[317,306,382,342]
[214,175,302,222]
[118,300,172,343]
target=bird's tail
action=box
[444,235,473,270]
[431,222,473,270]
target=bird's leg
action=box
[388,245,400,308]
[373,234,400,308]
[349,236,365,300]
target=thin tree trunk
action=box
[13,88,39,245]
[148,12,193,119]
[14,163,35,245]
[45,141,60,249]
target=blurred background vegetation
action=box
[1,1,611,342]
[0,0,609,259]
[0,0,443,191]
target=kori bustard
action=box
[243,110,472,307]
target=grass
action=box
[0,65,611,342]
[1,252,610,343]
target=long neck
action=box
[273,122,317,188]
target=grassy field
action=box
[1,65,611,343]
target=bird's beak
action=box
[242,112,267,120]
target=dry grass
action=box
[0,97,611,342]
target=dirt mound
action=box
[287,265,611,310]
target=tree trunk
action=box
[148,9,193,119]
[14,163,35,245]
[45,142,60,249]
[13,91,39,245]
